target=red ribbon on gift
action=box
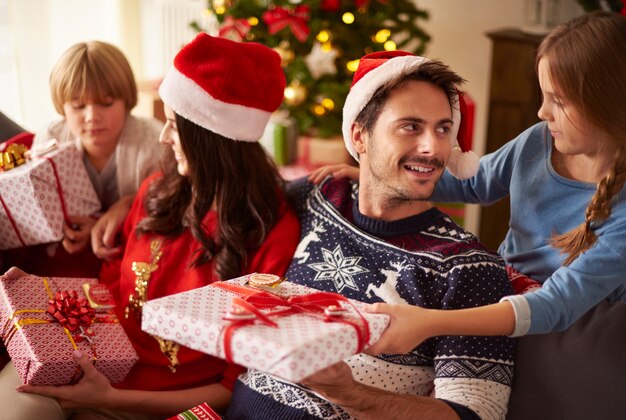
[213,282,371,363]
[47,289,95,342]
[218,16,252,40]
[0,155,74,247]
[262,5,310,43]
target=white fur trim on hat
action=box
[159,67,273,142]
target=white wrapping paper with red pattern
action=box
[142,274,390,382]
[0,142,101,250]
[0,267,138,385]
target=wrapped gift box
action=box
[297,135,353,166]
[259,112,299,166]
[0,267,138,385]
[167,403,222,420]
[0,142,101,250]
[142,274,390,382]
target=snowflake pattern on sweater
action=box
[231,177,515,420]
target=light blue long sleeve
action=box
[432,122,626,335]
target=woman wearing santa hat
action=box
[6,33,300,419]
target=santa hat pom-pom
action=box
[447,147,479,179]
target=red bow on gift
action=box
[262,5,310,42]
[218,16,252,40]
[214,282,371,363]
[47,290,95,341]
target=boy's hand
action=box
[91,195,133,260]
[62,215,97,254]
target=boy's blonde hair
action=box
[49,40,137,115]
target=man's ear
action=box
[351,122,367,156]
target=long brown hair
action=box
[538,11,626,265]
[136,114,284,280]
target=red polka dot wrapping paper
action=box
[0,267,138,385]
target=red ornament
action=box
[621,0,626,16]
[262,5,311,42]
[320,0,341,11]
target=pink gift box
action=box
[0,142,101,250]
[0,267,138,385]
[142,274,390,382]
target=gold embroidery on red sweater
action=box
[124,239,180,372]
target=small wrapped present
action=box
[142,274,389,382]
[0,141,101,250]
[297,135,352,166]
[259,111,298,166]
[167,403,222,420]
[0,267,138,385]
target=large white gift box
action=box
[142,274,390,382]
[0,142,101,250]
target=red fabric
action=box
[0,131,34,150]
[507,266,542,295]
[173,33,285,112]
[350,50,414,87]
[1,243,102,278]
[457,92,475,152]
[100,173,300,392]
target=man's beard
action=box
[369,152,444,200]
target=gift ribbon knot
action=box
[214,281,371,363]
[262,5,310,42]
[218,16,251,40]
[47,289,95,341]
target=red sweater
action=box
[100,174,300,391]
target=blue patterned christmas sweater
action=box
[228,177,515,420]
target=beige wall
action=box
[416,0,583,233]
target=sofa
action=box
[507,300,626,419]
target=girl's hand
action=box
[91,195,133,260]
[62,215,97,254]
[16,350,119,409]
[308,164,360,185]
[364,303,434,355]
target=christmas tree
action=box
[192,0,430,138]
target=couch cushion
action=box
[507,301,626,419]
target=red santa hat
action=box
[159,33,285,142]
[342,51,479,179]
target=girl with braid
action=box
[341,11,626,353]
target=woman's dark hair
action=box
[136,114,284,280]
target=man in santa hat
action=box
[227,51,515,420]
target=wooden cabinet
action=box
[479,29,544,251]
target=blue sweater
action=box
[432,122,626,335]
[228,177,515,420]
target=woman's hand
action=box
[364,303,435,355]
[91,195,134,260]
[16,350,119,409]
[62,216,97,254]
[308,164,360,185]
